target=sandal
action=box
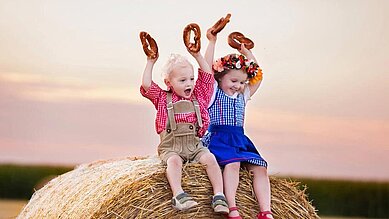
[257,210,273,219]
[171,192,198,211]
[224,206,242,219]
[211,194,229,214]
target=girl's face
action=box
[165,65,195,98]
[219,69,248,96]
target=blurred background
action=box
[0,0,388,218]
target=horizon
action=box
[1,0,388,182]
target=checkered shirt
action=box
[140,68,214,137]
[208,88,246,126]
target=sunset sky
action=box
[0,0,388,181]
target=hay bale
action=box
[18,156,320,219]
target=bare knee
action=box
[199,153,218,166]
[249,165,268,177]
[166,155,183,169]
[224,162,240,173]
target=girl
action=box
[203,28,273,219]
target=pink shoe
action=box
[224,206,242,219]
[257,210,273,219]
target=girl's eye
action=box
[191,78,194,81]
[240,82,245,85]
[180,79,185,82]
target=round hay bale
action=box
[18,156,320,219]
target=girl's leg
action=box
[166,155,184,196]
[246,164,273,218]
[198,152,223,194]
[223,162,241,217]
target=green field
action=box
[0,199,378,219]
[0,164,388,218]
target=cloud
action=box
[0,72,144,103]
[245,108,389,180]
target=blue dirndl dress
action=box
[202,87,267,167]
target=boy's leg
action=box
[198,152,224,193]
[198,152,229,214]
[246,164,273,218]
[166,155,184,196]
[166,154,198,210]
[223,162,241,217]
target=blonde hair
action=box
[161,54,193,80]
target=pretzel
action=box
[183,23,201,53]
[211,13,231,35]
[139,31,158,59]
[228,32,254,50]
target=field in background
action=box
[0,199,26,219]
[0,199,374,219]
[0,164,388,218]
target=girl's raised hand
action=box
[206,27,217,42]
[238,43,251,56]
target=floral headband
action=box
[213,54,263,85]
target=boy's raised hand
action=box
[146,52,159,63]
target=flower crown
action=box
[213,54,263,85]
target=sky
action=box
[0,0,388,181]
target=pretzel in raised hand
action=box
[228,32,254,50]
[183,23,201,53]
[211,13,231,35]
[139,31,158,59]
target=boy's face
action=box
[165,65,195,99]
[219,69,248,96]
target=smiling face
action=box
[165,65,195,98]
[219,69,248,96]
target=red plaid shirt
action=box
[140,68,214,137]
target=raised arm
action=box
[188,49,212,74]
[204,27,217,70]
[239,44,262,96]
[141,55,158,91]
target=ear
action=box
[164,78,170,86]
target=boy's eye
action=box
[180,79,185,82]
[191,78,194,81]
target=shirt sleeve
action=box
[195,68,215,106]
[140,81,164,110]
[243,85,251,104]
[208,81,218,108]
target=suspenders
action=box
[166,92,203,132]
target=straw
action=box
[18,156,320,219]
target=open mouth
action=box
[184,88,192,96]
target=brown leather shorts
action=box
[158,123,209,163]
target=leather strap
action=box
[166,92,177,131]
[192,98,203,128]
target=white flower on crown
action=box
[235,61,241,69]
[245,59,254,66]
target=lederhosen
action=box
[158,92,210,163]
